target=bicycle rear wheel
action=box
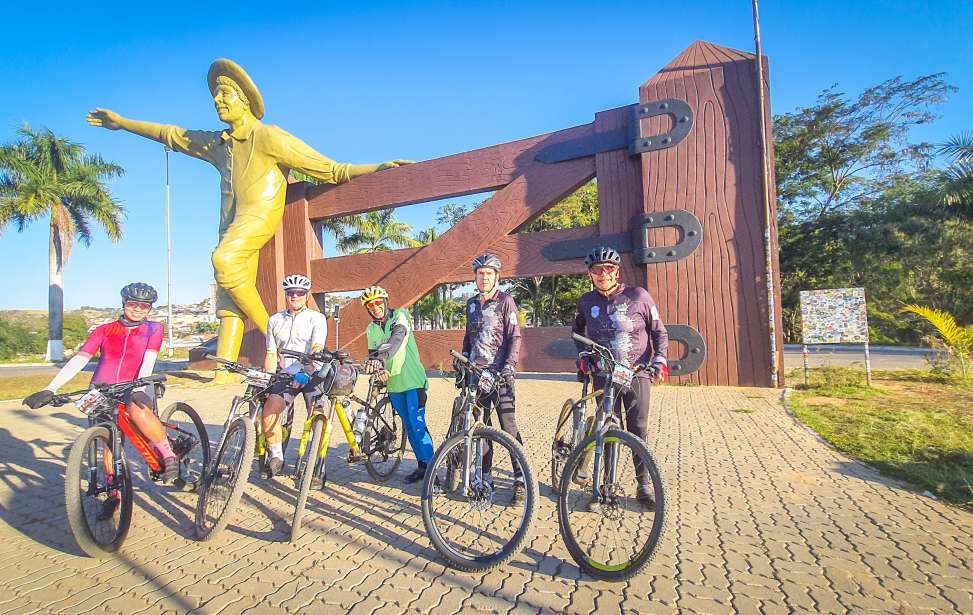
[422,427,537,572]
[557,429,666,581]
[363,396,405,481]
[64,426,133,557]
[195,417,255,541]
[160,402,210,491]
[290,415,325,542]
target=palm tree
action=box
[938,132,973,212]
[0,125,124,360]
[902,305,973,378]
[338,208,420,254]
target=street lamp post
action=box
[164,146,174,361]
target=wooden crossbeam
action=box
[311,226,596,293]
[302,121,599,220]
[333,156,596,353]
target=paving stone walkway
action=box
[0,376,970,614]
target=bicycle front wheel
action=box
[557,429,666,581]
[195,417,255,541]
[363,396,405,481]
[290,415,325,542]
[64,426,133,557]
[160,402,210,491]
[422,427,537,572]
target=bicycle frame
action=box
[449,360,501,495]
[570,339,642,502]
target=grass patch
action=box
[789,366,973,509]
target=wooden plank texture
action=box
[303,122,596,220]
[637,41,782,386]
[311,226,595,293]
[331,156,596,351]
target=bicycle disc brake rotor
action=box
[601,483,629,521]
[467,480,495,512]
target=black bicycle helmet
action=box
[471,253,502,272]
[120,282,158,304]
[584,245,622,268]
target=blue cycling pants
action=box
[388,389,434,464]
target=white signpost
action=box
[799,287,871,385]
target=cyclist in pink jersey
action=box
[25,284,180,494]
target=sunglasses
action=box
[366,299,386,309]
[589,265,619,276]
[124,301,152,310]
[285,289,308,297]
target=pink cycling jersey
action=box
[79,320,164,385]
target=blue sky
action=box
[1,1,970,309]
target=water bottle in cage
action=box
[352,408,368,443]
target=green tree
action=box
[337,208,419,254]
[774,74,955,222]
[436,202,470,226]
[0,125,124,360]
[508,181,599,326]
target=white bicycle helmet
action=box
[282,274,312,291]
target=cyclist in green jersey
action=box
[361,286,435,483]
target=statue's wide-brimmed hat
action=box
[207,59,265,119]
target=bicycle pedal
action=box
[346,453,365,464]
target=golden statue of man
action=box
[87,59,409,371]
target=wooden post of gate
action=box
[634,41,784,386]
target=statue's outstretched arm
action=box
[87,108,169,142]
[87,108,219,163]
[268,126,413,185]
[345,160,414,180]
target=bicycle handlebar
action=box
[449,349,468,363]
[48,374,168,407]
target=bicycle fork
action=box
[589,389,619,503]
[461,402,485,495]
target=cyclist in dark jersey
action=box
[572,246,669,509]
[461,253,526,502]
[25,283,179,497]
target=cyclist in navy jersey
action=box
[461,253,526,503]
[572,246,668,509]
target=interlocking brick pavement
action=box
[1,376,972,614]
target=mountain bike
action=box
[287,347,405,541]
[556,332,667,581]
[194,357,298,541]
[421,350,537,572]
[43,375,209,557]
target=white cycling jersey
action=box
[266,307,328,374]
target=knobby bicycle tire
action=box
[363,396,405,482]
[159,402,211,492]
[421,426,538,572]
[290,415,325,542]
[65,425,133,557]
[556,429,667,581]
[195,417,255,541]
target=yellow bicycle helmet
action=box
[360,285,389,305]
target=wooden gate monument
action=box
[194,41,785,387]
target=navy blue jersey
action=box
[573,284,668,376]
[462,290,522,372]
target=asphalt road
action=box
[0,345,934,378]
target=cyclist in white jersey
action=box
[261,274,328,476]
